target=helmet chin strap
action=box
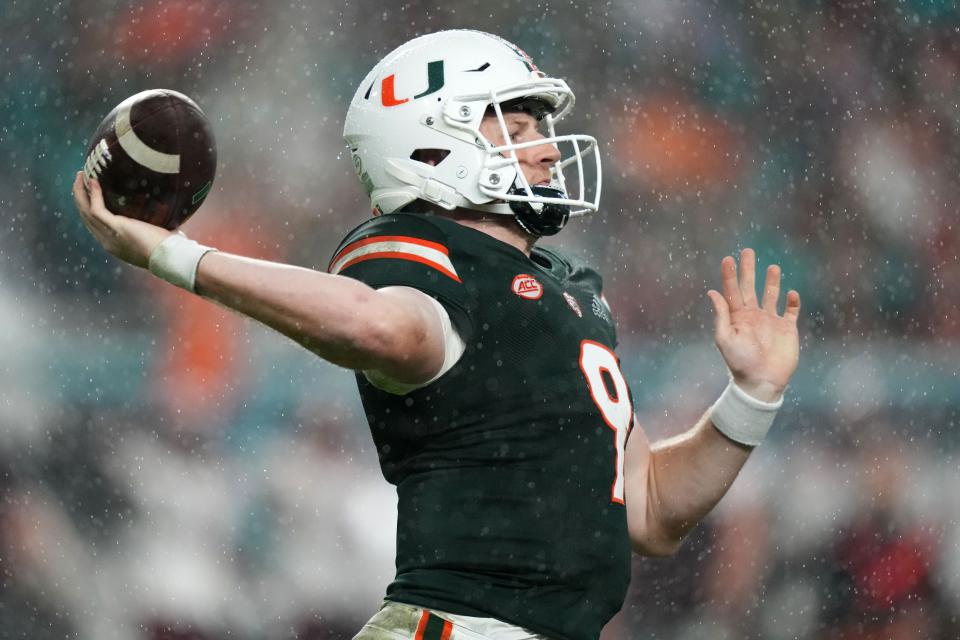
[450,189,571,237]
[504,184,571,236]
[470,201,514,215]
[458,200,564,237]
[387,158,570,236]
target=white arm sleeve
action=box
[362,288,466,395]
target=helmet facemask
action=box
[486,97,598,236]
[438,78,602,235]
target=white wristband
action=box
[148,233,217,293]
[709,380,783,447]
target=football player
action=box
[72,29,800,640]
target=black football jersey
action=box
[329,213,634,640]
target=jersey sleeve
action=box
[329,213,476,340]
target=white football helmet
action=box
[343,29,601,236]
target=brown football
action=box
[82,89,217,230]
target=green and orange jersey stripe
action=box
[414,611,453,640]
[328,234,461,283]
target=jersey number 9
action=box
[578,340,633,504]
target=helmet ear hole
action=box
[410,148,451,166]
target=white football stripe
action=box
[114,97,181,174]
[330,240,458,277]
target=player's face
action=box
[479,111,561,187]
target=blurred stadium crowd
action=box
[1,1,958,638]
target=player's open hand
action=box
[71,172,171,269]
[707,248,801,402]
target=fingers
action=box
[761,264,781,312]
[720,255,744,311]
[784,290,801,323]
[72,172,88,208]
[707,289,731,342]
[717,248,799,324]
[72,172,114,238]
[739,248,758,306]
[85,175,111,221]
[73,172,96,225]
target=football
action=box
[82,89,217,230]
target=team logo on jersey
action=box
[512,274,543,300]
[592,295,611,323]
[563,291,583,317]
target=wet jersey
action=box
[328,213,633,640]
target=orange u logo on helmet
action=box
[380,60,445,107]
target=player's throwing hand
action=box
[706,248,801,403]
[72,172,172,269]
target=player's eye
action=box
[509,124,529,141]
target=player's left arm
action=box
[624,248,801,556]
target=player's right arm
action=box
[195,256,446,381]
[72,173,447,384]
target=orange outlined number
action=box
[579,340,632,504]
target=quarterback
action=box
[72,30,800,640]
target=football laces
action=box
[83,139,112,181]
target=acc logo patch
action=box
[512,274,543,300]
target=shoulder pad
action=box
[329,213,459,282]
